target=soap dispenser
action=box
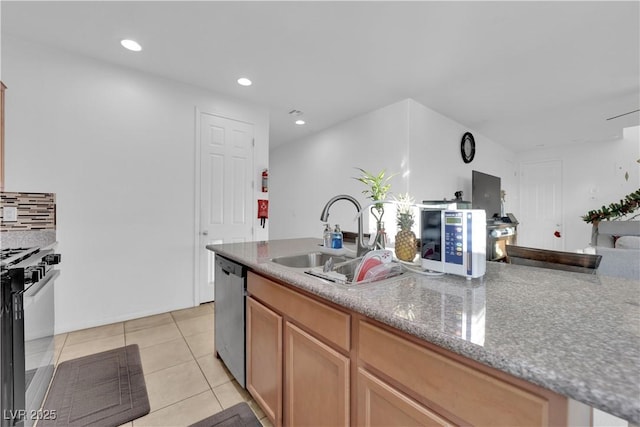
[331,224,343,249]
[323,223,332,248]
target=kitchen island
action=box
[207,238,640,425]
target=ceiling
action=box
[2,1,639,152]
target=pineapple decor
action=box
[394,193,417,262]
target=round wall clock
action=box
[460,132,476,163]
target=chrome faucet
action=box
[320,194,372,257]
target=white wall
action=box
[3,36,269,333]
[270,99,410,240]
[270,98,518,241]
[408,100,519,215]
[516,126,640,251]
[271,95,638,255]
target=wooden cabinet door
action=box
[357,368,455,427]
[358,320,562,426]
[284,322,349,427]
[246,297,282,426]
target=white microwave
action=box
[420,209,487,278]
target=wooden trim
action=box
[246,297,282,427]
[350,315,360,427]
[253,270,355,315]
[357,368,455,427]
[284,321,350,426]
[357,318,568,426]
[245,271,568,426]
[506,245,601,272]
[247,271,350,352]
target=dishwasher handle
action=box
[215,255,247,278]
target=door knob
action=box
[201,231,209,236]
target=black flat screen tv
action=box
[472,170,501,219]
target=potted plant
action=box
[354,167,395,249]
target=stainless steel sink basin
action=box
[270,252,352,269]
[271,251,405,287]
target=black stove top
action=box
[1,246,60,289]
[1,247,40,268]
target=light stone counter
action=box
[0,230,56,248]
[207,238,640,424]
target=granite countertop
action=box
[0,229,56,249]
[207,238,640,423]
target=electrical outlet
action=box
[3,206,18,222]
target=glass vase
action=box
[373,221,387,250]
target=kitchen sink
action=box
[305,257,404,285]
[270,252,353,269]
[271,251,405,287]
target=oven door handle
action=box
[23,270,59,302]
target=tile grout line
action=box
[171,308,227,411]
[171,303,262,420]
[200,304,266,422]
[53,333,69,367]
[127,307,224,417]
[130,312,209,419]
[56,304,263,423]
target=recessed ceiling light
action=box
[295,119,306,125]
[120,39,142,52]
[237,77,252,86]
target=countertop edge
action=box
[207,239,640,424]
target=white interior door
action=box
[519,159,563,250]
[198,112,254,303]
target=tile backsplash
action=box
[1,192,56,231]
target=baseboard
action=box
[54,302,202,335]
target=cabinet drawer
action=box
[358,320,554,426]
[248,272,350,352]
[357,368,454,427]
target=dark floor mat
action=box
[188,402,262,427]
[40,344,149,427]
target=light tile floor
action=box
[52,303,272,427]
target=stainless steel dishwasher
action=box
[214,255,247,388]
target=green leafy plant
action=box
[353,168,395,224]
[582,189,640,223]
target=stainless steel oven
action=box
[1,246,60,427]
